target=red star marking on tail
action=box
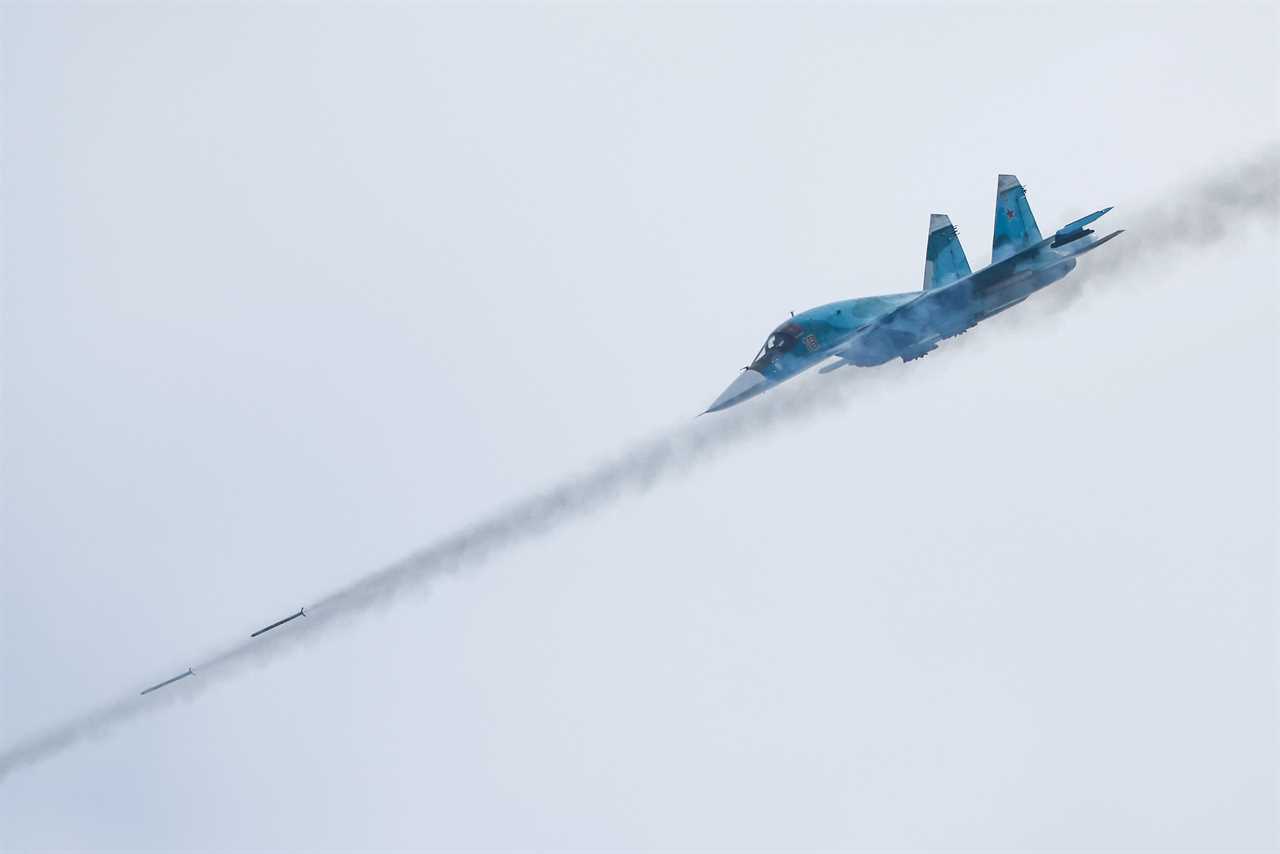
[1005,208,1016,220]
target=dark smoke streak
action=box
[1,147,1276,780]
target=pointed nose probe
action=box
[705,369,768,413]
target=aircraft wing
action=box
[825,285,977,366]
[824,240,1059,367]
[823,206,1118,370]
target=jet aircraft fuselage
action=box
[706,175,1122,412]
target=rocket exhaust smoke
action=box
[1,147,1276,780]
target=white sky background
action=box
[1,3,1277,850]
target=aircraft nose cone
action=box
[705,369,769,413]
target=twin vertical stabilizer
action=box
[992,174,1043,263]
[921,214,971,290]
[922,175,1050,280]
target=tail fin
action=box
[922,214,971,290]
[992,174,1042,263]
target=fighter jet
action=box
[705,175,1122,413]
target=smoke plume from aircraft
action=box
[1,147,1275,780]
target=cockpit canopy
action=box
[753,332,795,364]
[751,323,809,368]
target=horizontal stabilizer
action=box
[1052,206,1113,248]
[1066,228,1125,256]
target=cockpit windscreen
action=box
[752,331,796,367]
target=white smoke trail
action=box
[1,147,1275,780]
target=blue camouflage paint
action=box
[991,174,1043,264]
[705,174,1123,413]
[923,214,971,290]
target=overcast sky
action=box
[2,3,1277,850]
